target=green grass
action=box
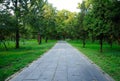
[0,39,56,81]
[68,40,120,81]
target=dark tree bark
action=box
[38,33,40,44]
[109,39,113,48]
[45,37,48,43]
[99,33,103,52]
[100,38,103,52]
[83,39,86,48]
[15,0,20,49]
[82,31,87,48]
[40,36,42,44]
[15,29,20,48]
[38,33,42,45]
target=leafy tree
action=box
[0,9,16,50]
[110,0,120,44]
[43,3,57,42]
[78,1,88,48]
[28,0,47,44]
[0,0,33,48]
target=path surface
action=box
[8,41,114,81]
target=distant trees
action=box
[55,10,78,39]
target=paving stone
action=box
[38,70,55,81]
[8,41,114,81]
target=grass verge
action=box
[0,39,56,81]
[68,40,120,81]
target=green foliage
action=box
[0,40,56,81]
[77,1,89,47]
[55,10,78,39]
[80,0,120,51]
[42,3,57,39]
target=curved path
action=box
[8,41,114,81]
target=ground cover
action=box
[69,40,120,81]
[0,39,56,81]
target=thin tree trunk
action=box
[38,33,40,45]
[82,31,86,48]
[83,39,86,48]
[45,37,48,43]
[100,34,103,52]
[15,29,19,48]
[110,35,113,48]
[92,34,95,43]
[15,0,20,49]
[40,36,42,44]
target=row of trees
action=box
[0,0,120,52]
[0,0,78,50]
[0,0,50,49]
[77,0,120,52]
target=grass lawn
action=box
[0,39,56,81]
[68,40,120,81]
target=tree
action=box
[25,0,47,44]
[43,3,57,42]
[110,0,120,44]
[0,8,16,50]
[1,0,33,48]
[82,0,120,52]
[78,1,88,48]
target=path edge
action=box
[67,42,115,81]
[5,43,57,81]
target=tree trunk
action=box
[45,37,48,43]
[83,39,86,48]
[38,33,40,45]
[82,31,86,48]
[109,35,113,48]
[38,33,42,45]
[99,34,103,52]
[15,29,19,48]
[15,0,20,49]
[40,36,42,44]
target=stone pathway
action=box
[8,41,114,81]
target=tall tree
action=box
[43,3,56,42]
[1,0,34,48]
[26,0,47,44]
[78,1,88,48]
